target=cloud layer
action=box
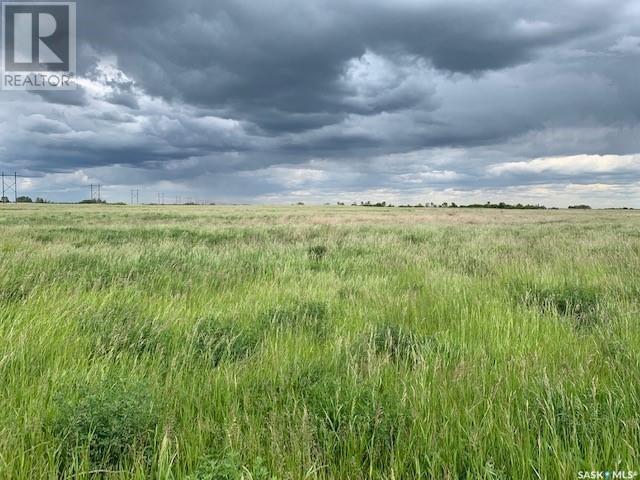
[1,0,640,206]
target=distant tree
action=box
[1,196,10,203]
[16,196,32,203]
[568,205,592,210]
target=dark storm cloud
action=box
[76,0,617,126]
[1,0,640,206]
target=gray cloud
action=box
[1,0,640,206]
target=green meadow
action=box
[0,205,639,479]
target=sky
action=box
[1,0,640,207]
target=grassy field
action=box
[0,205,639,479]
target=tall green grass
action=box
[0,205,639,479]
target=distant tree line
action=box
[342,201,550,209]
[4,198,632,210]
[459,202,547,210]
[13,196,51,203]
[322,201,636,210]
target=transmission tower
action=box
[1,172,17,203]
[90,184,102,202]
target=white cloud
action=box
[488,154,640,176]
[394,170,463,184]
[340,51,437,113]
[243,166,329,188]
[610,35,640,55]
